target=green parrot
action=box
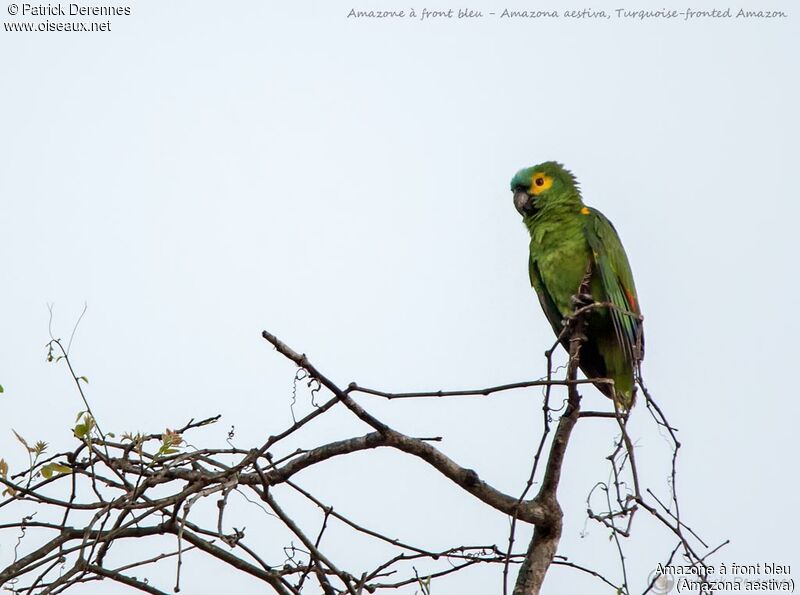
[511,162,643,410]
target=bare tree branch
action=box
[0,320,720,595]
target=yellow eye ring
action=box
[530,173,553,195]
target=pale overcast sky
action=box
[1,1,798,593]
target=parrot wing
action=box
[528,255,566,338]
[582,208,644,363]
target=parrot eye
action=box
[529,172,553,195]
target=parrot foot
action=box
[570,293,595,309]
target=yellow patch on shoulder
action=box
[529,173,554,196]
[580,207,590,215]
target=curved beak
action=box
[513,190,535,216]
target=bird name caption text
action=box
[649,562,795,593]
[345,7,789,20]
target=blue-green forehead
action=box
[510,167,535,190]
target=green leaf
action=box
[41,463,72,479]
[78,376,89,384]
[0,384,4,393]
[73,414,95,440]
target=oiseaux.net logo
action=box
[648,570,676,594]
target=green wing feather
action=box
[528,257,565,338]
[582,209,644,364]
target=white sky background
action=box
[1,0,798,593]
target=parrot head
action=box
[511,161,580,217]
